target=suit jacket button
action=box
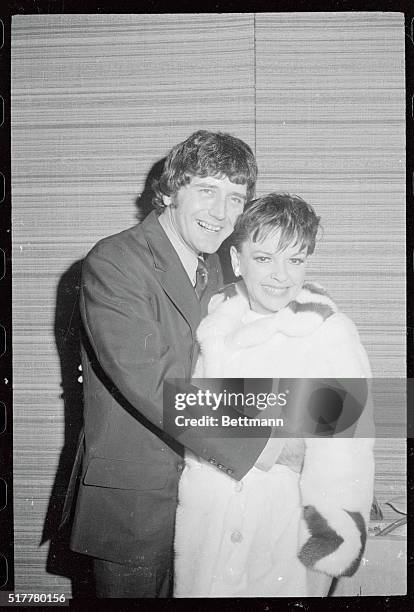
[231,530,243,543]
[177,463,184,472]
[227,468,234,476]
[209,458,217,465]
[217,464,224,470]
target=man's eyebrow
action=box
[192,181,247,199]
[230,192,247,200]
[192,181,218,188]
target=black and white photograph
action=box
[9,10,406,601]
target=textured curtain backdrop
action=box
[255,12,405,377]
[254,12,406,550]
[11,13,405,595]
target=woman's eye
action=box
[290,258,305,265]
[254,256,271,263]
[201,188,214,196]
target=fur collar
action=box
[197,281,338,352]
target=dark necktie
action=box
[195,257,208,299]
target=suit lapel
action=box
[142,211,201,334]
[200,254,222,315]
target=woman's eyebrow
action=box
[250,247,307,256]
[250,248,274,255]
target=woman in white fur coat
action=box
[174,193,374,598]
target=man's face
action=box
[162,175,247,255]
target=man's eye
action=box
[230,196,244,206]
[201,188,214,195]
[254,256,271,263]
[290,258,305,265]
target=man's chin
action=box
[199,232,231,254]
[197,239,224,255]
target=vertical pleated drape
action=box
[12,13,405,595]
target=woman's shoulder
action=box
[295,283,359,338]
[313,310,372,377]
[293,282,338,319]
[317,310,361,341]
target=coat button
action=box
[177,463,184,472]
[231,530,243,544]
[234,481,243,492]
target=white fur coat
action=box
[174,282,375,597]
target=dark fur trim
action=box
[219,282,240,300]
[298,506,367,577]
[289,301,334,320]
[298,505,344,568]
[303,282,330,296]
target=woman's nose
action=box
[271,261,288,281]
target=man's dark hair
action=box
[152,130,257,212]
[231,192,321,255]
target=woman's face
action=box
[230,230,308,314]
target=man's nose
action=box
[209,194,226,220]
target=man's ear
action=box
[230,246,241,277]
[162,194,172,207]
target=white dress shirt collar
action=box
[158,209,199,285]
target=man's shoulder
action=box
[85,212,159,263]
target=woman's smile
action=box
[261,284,291,295]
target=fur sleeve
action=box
[311,312,372,378]
[297,313,375,577]
[298,437,374,577]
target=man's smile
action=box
[196,219,222,233]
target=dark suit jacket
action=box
[69,211,268,566]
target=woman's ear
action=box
[162,194,172,207]
[230,246,241,277]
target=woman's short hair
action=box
[231,193,321,255]
[152,130,258,212]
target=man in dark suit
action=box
[69,130,273,597]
